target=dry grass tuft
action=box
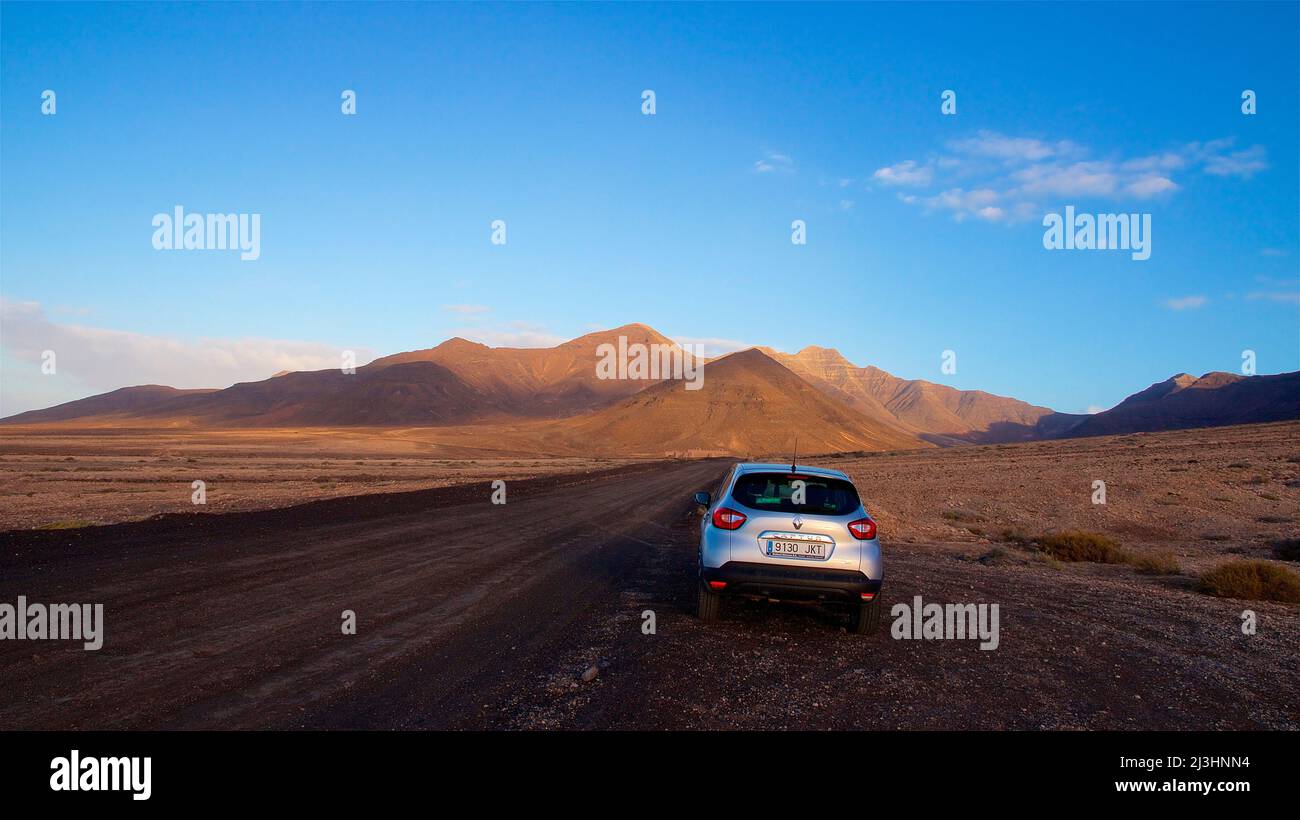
[1198,560,1300,603]
[1130,552,1181,575]
[1035,531,1129,564]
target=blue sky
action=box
[2,1,1297,417]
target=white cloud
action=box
[879,130,1266,224]
[918,187,1004,221]
[872,160,933,186]
[1121,153,1186,173]
[1124,174,1179,198]
[1,299,372,416]
[451,320,565,348]
[1244,288,1299,305]
[753,150,794,174]
[1013,161,1118,197]
[671,335,753,359]
[948,131,1077,162]
[1162,295,1208,311]
[1191,139,1268,178]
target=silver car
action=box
[693,463,882,633]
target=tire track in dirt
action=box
[1,458,1295,730]
[0,460,722,729]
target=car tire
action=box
[849,598,880,634]
[697,581,721,622]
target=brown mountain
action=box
[1067,371,1300,437]
[3,363,495,427]
[5,326,1297,452]
[758,345,1059,443]
[0,385,218,425]
[1,324,691,428]
[170,361,496,426]
[365,322,685,417]
[553,348,925,456]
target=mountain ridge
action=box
[4,324,1297,455]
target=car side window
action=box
[715,467,735,503]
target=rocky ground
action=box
[0,426,640,530]
[831,420,1300,575]
[0,422,1296,730]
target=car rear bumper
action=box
[701,561,881,603]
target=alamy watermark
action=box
[50,751,150,801]
[595,335,705,390]
[152,206,261,261]
[1042,205,1150,261]
[891,595,999,650]
[0,596,103,650]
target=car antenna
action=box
[791,435,798,474]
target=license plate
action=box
[765,539,825,559]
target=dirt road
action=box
[1,459,1295,730]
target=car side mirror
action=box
[693,491,710,507]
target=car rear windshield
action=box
[730,473,861,515]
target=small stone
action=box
[581,665,599,683]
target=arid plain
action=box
[2,420,1296,552]
[0,420,1296,730]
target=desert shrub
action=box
[1273,539,1300,561]
[1198,560,1300,603]
[36,519,95,530]
[1028,552,1063,570]
[1129,552,1180,575]
[999,528,1035,545]
[1035,531,1129,564]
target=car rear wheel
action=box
[697,581,721,621]
[849,598,880,634]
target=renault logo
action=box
[792,514,804,530]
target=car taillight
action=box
[848,517,877,540]
[711,507,747,530]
